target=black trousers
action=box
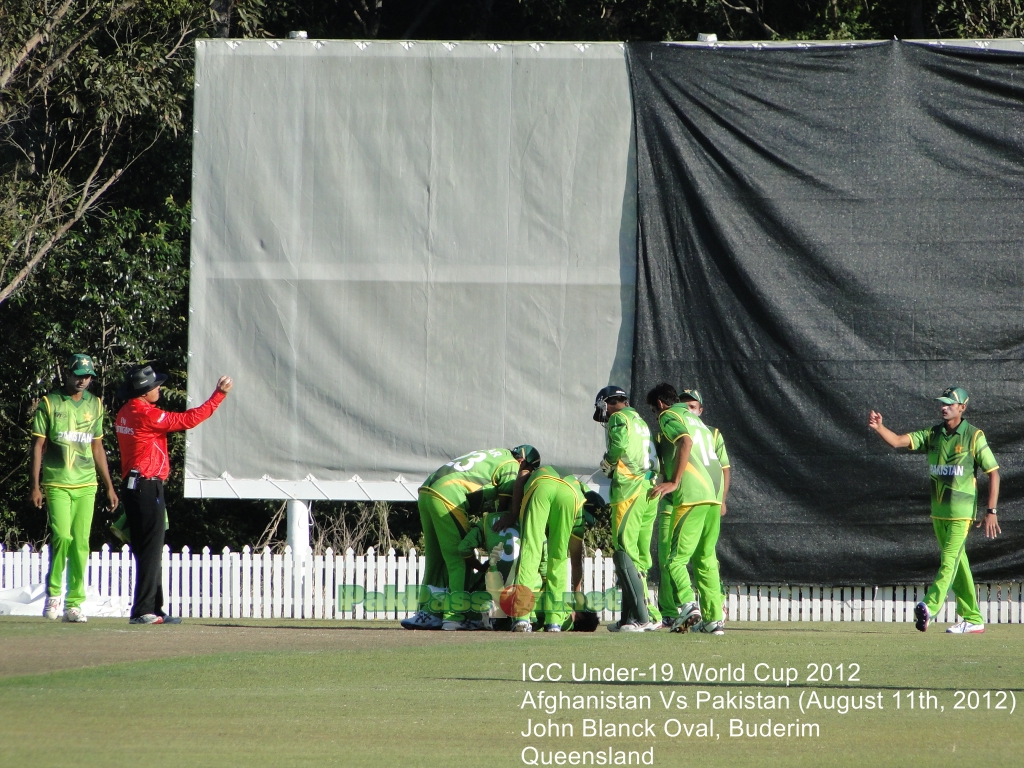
[123,478,167,618]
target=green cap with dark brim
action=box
[511,444,541,469]
[68,354,96,376]
[680,388,703,405]
[936,386,969,405]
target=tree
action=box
[0,0,207,305]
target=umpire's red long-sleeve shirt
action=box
[115,391,226,480]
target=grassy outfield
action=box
[0,619,1022,768]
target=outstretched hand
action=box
[216,376,233,394]
[868,410,883,431]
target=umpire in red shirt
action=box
[115,365,233,624]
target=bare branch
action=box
[718,0,780,37]
[164,23,197,61]
[0,0,76,91]
[75,150,110,217]
[0,168,122,305]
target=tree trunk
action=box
[210,0,233,38]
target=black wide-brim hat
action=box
[117,364,168,399]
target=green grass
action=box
[1,619,1022,767]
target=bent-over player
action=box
[506,466,590,632]
[869,386,999,634]
[402,445,540,631]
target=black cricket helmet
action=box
[582,490,609,524]
[593,385,628,423]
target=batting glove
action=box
[489,543,504,568]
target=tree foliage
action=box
[0,0,212,305]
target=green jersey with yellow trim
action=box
[710,426,730,469]
[604,407,656,503]
[423,448,520,511]
[521,466,586,516]
[32,390,105,489]
[458,510,521,581]
[907,420,998,520]
[656,404,724,508]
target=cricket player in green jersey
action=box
[593,385,660,632]
[402,445,540,631]
[29,354,119,622]
[507,465,591,632]
[869,386,1000,634]
[675,389,730,634]
[647,383,726,634]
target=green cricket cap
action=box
[936,386,969,406]
[680,388,703,405]
[68,353,96,376]
[510,444,541,469]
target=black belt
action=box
[125,470,163,489]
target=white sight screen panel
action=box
[185,40,636,500]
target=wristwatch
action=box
[986,508,997,516]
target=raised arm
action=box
[155,377,232,432]
[868,411,911,449]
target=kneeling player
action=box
[458,507,522,630]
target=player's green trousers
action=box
[417,488,469,621]
[45,486,96,608]
[636,487,661,624]
[924,518,983,625]
[611,482,660,624]
[512,481,576,627]
[656,505,678,617]
[666,503,723,622]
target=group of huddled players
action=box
[400,382,729,634]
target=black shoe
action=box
[913,602,930,632]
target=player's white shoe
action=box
[671,602,702,633]
[945,620,985,634]
[692,620,724,635]
[641,621,662,631]
[400,611,443,630]
[43,597,61,620]
[62,606,87,623]
[511,620,533,633]
[607,620,642,633]
[544,624,561,632]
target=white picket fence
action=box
[1,543,1022,623]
